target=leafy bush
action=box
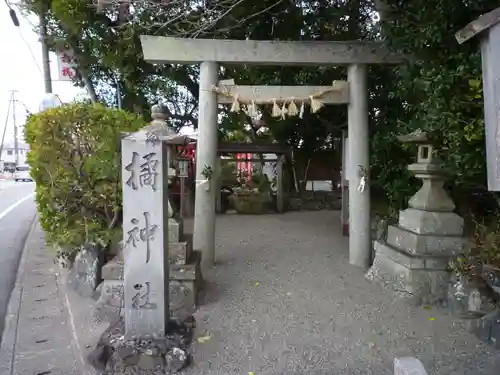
[370,1,493,217]
[25,102,145,256]
[219,161,238,186]
[453,208,500,278]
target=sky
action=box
[0,1,83,145]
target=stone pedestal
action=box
[366,134,465,305]
[94,219,202,324]
[167,217,203,321]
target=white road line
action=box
[0,193,35,221]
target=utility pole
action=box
[6,1,52,94]
[12,91,19,167]
[0,92,14,172]
[39,1,53,93]
[116,76,122,109]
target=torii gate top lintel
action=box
[140,36,405,66]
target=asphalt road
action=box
[0,181,36,339]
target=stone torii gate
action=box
[140,36,404,272]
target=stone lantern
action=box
[148,104,179,175]
[366,131,465,305]
[402,133,456,213]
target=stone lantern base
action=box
[366,207,464,305]
[366,134,465,305]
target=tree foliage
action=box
[21,0,500,216]
[25,103,145,253]
[22,0,375,151]
[373,0,498,215]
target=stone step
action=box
[386,225,463,255]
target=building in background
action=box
[39,93,63,112]
[0,142,29,171]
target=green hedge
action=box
[25,103,145,255]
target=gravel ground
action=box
[181,210,500,375]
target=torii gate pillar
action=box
[194,61,219,272]
[347,64,371,268]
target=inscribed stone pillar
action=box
[122,136,169,338]
[193,61,219,272]
[347,64,371,268]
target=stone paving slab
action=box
[180,211,500,375]
[0,218,83,375]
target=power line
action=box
[4,0,44,79]
[17,28,44,78]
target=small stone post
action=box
[341,129,349,236]
[121,112,170,338]
[193,61,219,272]
[347,64,371,267]
[178,158,189,218]
[276,155,285,213]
